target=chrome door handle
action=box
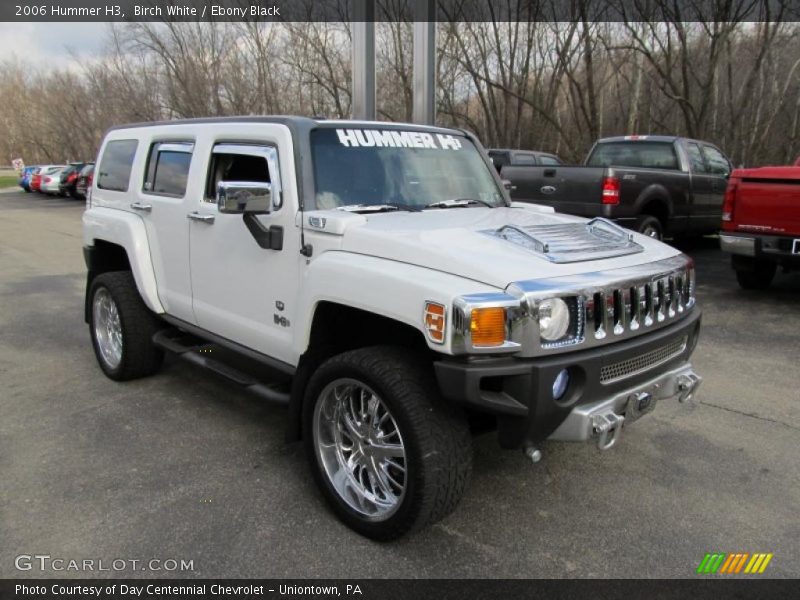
[187,212,215,224]
[130,202,152,212]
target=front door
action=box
[188,128,300,366]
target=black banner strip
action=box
[1,579,799,600]
[2,0,800,23]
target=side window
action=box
[539,155,562,166]
[487,151,510,174]
[702,145,731,176]
[686,143,708,174]
[143,142,193,197]
[97,140,138,192]
[513,153,537,166]
[205,144,272,202]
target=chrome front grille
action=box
[600,337,688,383]
[586,270,694,341]
[507,255,697,358]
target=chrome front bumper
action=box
[548,363,702,450]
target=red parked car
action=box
[720,161,800,289]
[29,167,43,192]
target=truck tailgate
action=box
[502,165,605,208]
[734,168,800,235]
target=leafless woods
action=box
[2,2,799,167]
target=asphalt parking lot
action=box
[1,189,798,579]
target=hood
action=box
[306,204,682,289]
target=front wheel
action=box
[303,347,472,540]
[634,215,664,240]
[89,271,164,381]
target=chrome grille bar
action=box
[507,255,697,358]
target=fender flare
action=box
[633,184,673,220]
[82,207,164,314]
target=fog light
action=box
[553,369,570,400]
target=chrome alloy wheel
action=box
[92,288,123,369]
[313,378,407,521]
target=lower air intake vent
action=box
[600,337,687,384]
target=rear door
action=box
[135,140,196,322]
[700,144,731,223]
[684,141,718,232]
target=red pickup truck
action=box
[720,159,800,289]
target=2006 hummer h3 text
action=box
[83,117,702,540]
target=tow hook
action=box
[677,372,703,406]
[592,412,625,450]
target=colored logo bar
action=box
[696,553,773,574]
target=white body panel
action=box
[293,251,494,360]
[82,207,164,314]
[94,128,196,322]
[187,124,301,363]
[84,119,686,370]
[304,204,681,289]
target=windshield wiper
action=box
[337,203,421,213]
[424,198,496,209]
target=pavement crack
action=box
[701,401,800,432]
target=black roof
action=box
[106,115,464,137]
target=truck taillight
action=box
[722,180,738,222]
[602,176,620,204]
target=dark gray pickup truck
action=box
[501,135,732,240]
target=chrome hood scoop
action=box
[482,218,644,264]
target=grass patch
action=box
[0,175,20,188]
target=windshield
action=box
[310,127,505,210]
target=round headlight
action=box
[539,298,570,341]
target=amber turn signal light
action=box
[424,302,446,344]
[470,307,506,346]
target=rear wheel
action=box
[733,257,776,290]
[635,215,664,240]
[89,271,164,380]
[304,346,472,540]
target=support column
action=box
[413,0,436,125]
[351,0,376,120]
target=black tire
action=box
[89,271,164,381]
[303,346,472,541]
[634,215,664,240]
[733,257,776,290]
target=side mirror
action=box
[217,181,272,214]
[502,179,516,191]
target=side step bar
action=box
[152,330,290,406]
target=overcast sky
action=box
[0,22,109,68]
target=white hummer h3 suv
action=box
[83,117,702,540]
